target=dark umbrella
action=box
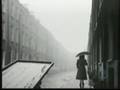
[76,51,90,57]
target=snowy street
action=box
[41,70,92,88]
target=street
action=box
[41,70,92,88]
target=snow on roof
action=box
[2,60,53,88]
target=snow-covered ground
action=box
[41,70,92,88]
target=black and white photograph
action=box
[1,0,120,89]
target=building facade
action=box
[2,0,73,73]
[88,0,120,88]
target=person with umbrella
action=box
[76,52,89,88]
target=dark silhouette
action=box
[76,55,88,88]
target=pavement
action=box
[41,70,93,88]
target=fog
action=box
[19,0,92,54]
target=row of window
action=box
[2,0,73,72]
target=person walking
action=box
[76,55,88,88]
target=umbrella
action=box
[76,51,90,57]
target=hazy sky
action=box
[19,0,92,54]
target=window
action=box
[2,16,6,40]
[2,51,6,68]
[11,26,15,42]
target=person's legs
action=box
[79,80,82,88]
[81,80,84,88]
[82,80,84,88]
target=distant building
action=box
[88,0,120,88]
[2,0,73,73]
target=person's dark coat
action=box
[76,58,87,80]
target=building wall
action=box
[88,0,119,88]
[2,0,73,72]
[2,0,8,68]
